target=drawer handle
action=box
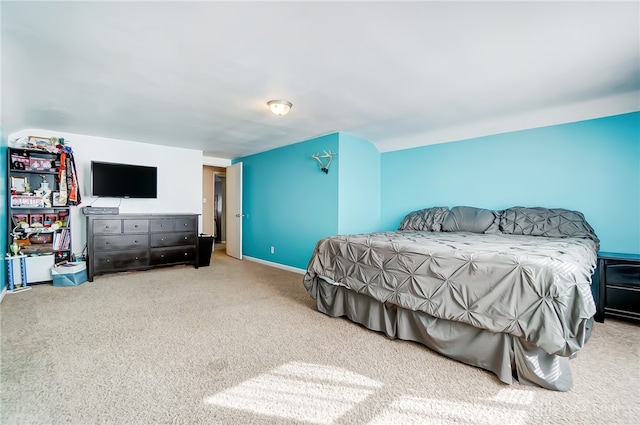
[106,241,110,245]
[134,240,138,244]
[183,223,187,227]
[161,238,164,242]
[105,226,110,229]
[135,257,139,260]
[161,254,165,258]
[106,259,110,263]
[184,236,188,240]
[134,224,138,228]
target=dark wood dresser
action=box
[86,214,199,281]
[596,252,640,323]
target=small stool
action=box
[5,255,29,292]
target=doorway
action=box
[202,163,241,259]
[201,165,226,243]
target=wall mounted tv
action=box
[91,161,158,198]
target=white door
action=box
[225,162,243,259]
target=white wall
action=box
[9,129,203,258]
[203,156,231,167]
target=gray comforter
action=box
[303,231,598,358]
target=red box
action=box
[29,157,54,171]
[29,214,44,226]
[57,210,69,226]
[12,213,28,226]
[44,214,58,226]
[10,154,30,170]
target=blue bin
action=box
[52,262,87,286]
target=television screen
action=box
[91,161,157,198]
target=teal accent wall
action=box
[237,132,382,269]
[338,133,380,234]
[1,128,7,290]
[239,134,340,269]
[381,112,640,255]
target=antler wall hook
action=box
[311,151,337,174]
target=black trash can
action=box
[197,234,215,267]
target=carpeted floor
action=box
[1,248,639,425]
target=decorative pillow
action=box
[499,207,599,244]
[484,210,503,234]
[398,207,450,232]
[442,206,497,233]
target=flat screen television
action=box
[91,161,158,198]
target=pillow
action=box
[398,207,450,232]
[499,206,599,244]
[484,210,503,234]
[442,206,497,233]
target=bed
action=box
[302,206,599,391]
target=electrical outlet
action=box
[270,246,275,254]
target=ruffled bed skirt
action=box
[310,278,593,391]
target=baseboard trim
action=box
[242,256,306,275]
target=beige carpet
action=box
[1,248,639,425]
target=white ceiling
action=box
[2,1,639,159]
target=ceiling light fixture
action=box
[267,100,292,116]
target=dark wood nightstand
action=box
[596,252,640,323]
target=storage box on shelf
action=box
[11,195,45,208]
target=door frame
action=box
[225,162,242,259]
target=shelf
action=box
[9,148,60,176]
[20,244,70,255]
[11,207,69,211]
[10,206,70,210]
[10,168,58,175]
[17,228,68,234]
[7,144,74,282]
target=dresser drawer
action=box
[94,235,149,252]
[93,250,149,273]
[150,219,174,232]
[605,262,640,289]
[123,219,149,233]
[150,216,197,233]
[93,219,122,234]
[150,232,197,248]
[605,286,640,319]
[150,246,196,265]
[175,216,197,232]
